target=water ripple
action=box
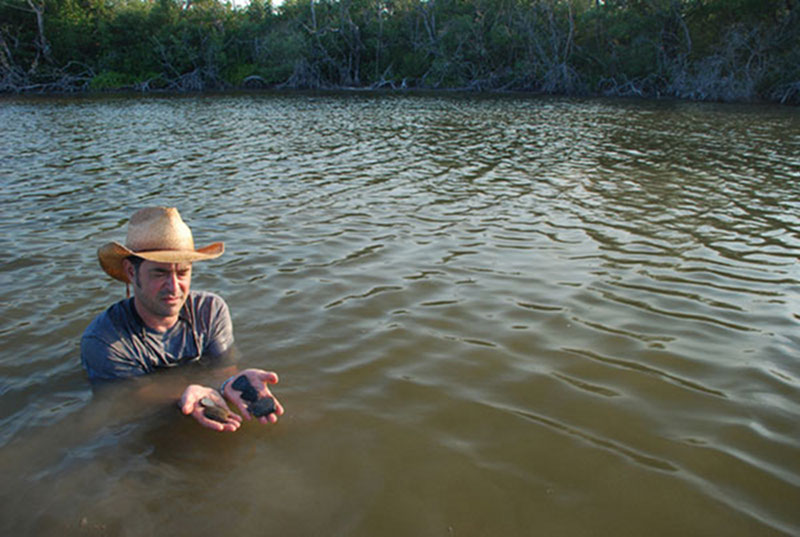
[562,347,728,399]
[507,405,679,472]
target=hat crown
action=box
[125,207,194,253]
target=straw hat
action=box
[98,207,224,283]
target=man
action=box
[81,207,283,432]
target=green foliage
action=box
[88,69,165,90]
[88,69,134,89]
[0,0,797,102]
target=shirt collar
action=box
[127,295,193,333]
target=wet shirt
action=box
[81,290,234,381]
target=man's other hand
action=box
[221,369,285,425]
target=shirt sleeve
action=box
[201,293,235,357]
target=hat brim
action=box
[98,241,225,283]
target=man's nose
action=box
[165,271,179,292]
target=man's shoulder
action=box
[187,290,230,315]
[80,299,146,380]
[82,299,136,342]
[189,290,227,305]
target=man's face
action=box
[127,260,192,320]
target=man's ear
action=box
[122,259,136,285]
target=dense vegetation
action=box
[1,0,798,103]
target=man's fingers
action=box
[181,392,199,415]
[242,369,278,386]
[195,408,240,431]
[262,371,279,385]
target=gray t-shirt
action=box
[81,290,234,381]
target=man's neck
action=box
[132,298,180,333]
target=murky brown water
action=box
[1,93,799,536]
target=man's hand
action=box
[221,369,285,425]
[180,384,242,432]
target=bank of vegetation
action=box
[1,0,798,103]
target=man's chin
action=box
[160,297,185,314]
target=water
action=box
[1,93,799,536]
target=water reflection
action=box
[1,93,799,536]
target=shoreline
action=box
[1,85,794,108]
